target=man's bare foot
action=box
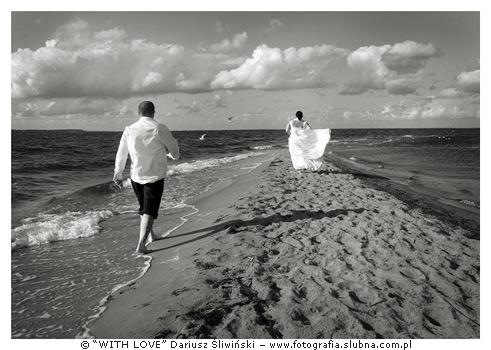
[135,243,151,254]
[147,232,162,243]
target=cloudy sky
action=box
[11,12,479,130]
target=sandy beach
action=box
[89,150,479,339]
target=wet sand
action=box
[90,150,479,339]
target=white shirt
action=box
[114,117,180,184]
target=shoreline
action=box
[11,150,278,338]
[90,150,479,338]
[325,154,479,237]
[88,151,281,338]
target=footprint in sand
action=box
[446,258,460,270]
[172,286,198,296]
[226,319,240,337]
[207,248,221,255]
[267,281,281,303]
[423,311,442,332]
[387,292,405,307]
[399,268,426,284]
[271,263,290,274]
[194,259,218,270]
[183,305,231,338]
[291,309,311,326]
[342,248,352,256]
[402,238,416,251]
[348,291,366,304]
[269,249,280,256]
[465,271,478,283]
[293,286,308,300]
[385,280,395,288]
[330,289,340,298]
[257,251,269,263]
[308,258,320,267]
[356,317,375,332]
[138,301,151,309]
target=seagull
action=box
[199,133,206,140]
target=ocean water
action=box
[11,128,479,338]
[326,128,480,210]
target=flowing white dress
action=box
[286,120,331,171]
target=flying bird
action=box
[199,133,207,140]
[227,116,235,122]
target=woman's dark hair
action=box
[296,111,303,120]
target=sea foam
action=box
[167,152,264,176]
[250,145,274,150]
[11,210,113,251]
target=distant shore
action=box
[90,150,479,338]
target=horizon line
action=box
[11,126,481,132]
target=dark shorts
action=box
[131,178,165,219]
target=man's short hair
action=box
[296,111,303,120]
[138,101,155,116]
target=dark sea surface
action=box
[11,128,479,338]
[327,128,480,211]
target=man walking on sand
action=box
[113,101,179,254]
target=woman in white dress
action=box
[286,111,331,171]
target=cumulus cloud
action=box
[299,96,476,123]
[439,87,466,98]
[209,32,248,53]
[11,19,243,98]
[211,44,348,90]
[12,97,132,119]
[384,78,418,95]
[341,41,440,95]
[438,69,480,98]
[14,18,470,128]
[456,69,480,94]
[382,41,440,73]
[378,97,478,120]
[142,72,163,87]
[318,95,478,123]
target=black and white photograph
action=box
[9,7,481,342]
